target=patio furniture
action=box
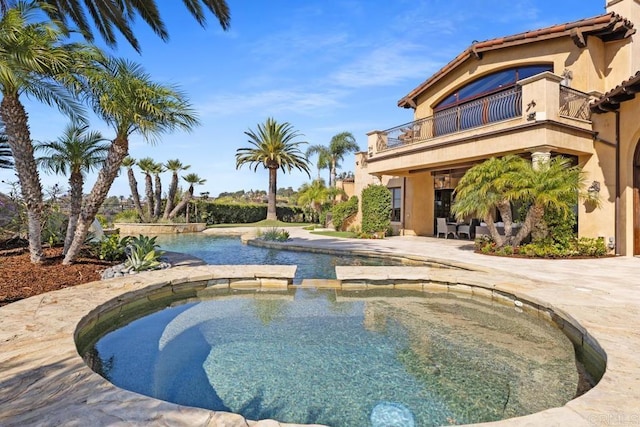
[436,217,458,239]
[457,219,479,239]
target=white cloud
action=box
[330,42,441,88]
[197,88,345,117]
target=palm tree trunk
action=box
[168,185,194,219]
[267,167,277,221]
[163,172,178,219]
[153,174,162,219]
[63,136,129,264]
[144,174,153,221]
[484,211,505,247]
[63,172,83,255]
[0,94,44,263]
[330,160,337,188]
[513,203,545,247]
[127,168,144,220]
[496,200,514,245]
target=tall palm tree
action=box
[327,132,359,187]
[137,157,156,221]
[36,124,109,254]
[151,161,164,219]
[236,118,310,221]
[168,173,206,221]
[305,144,330,181]
[121,156,144,220]
[163,159,190,219]
[63,57,199,264]
[0,0,231,53]
[0,2,89,263]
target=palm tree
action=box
[453,155,586,248]
[452,156,523,247]
[507,156,585,247]
[297,179,330,220]
[306,144,330,181]
[168,173,206,221]
[0,0,231,53]
[63,58,199,264]
[137,157,156,221]
[0,3,89,263]
[328,132,359,187]
[163,159,190,219]
[121,156,144,220]
[151,161,164,219]
[36,124,109,254]
[236,118,311,221]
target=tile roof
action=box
[398,12,635,109]
[591,71,640,113]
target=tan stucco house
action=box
[354,0,640,256]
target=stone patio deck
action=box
[0,227,638,426]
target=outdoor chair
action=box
[457,219,478,239]
[436,217,457,239]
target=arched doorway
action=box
[634,143,640,255]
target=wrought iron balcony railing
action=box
[377,87,523,152]
[559,86,591,121]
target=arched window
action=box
[432,64,552,135]
[435,64,553,111]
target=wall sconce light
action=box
[587,180,600,196]
[608,237,615,251]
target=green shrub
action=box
[260,227,290,242]
[42,211,68,246]
[331,196,358,231]
[195,202,308,224]
[95,213,108,228]
[576,237,607,257]
[517,236,606,258]
[114,209,141,223]
[361,185,391,236]
[91,233,131,261]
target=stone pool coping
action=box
[1,231,639,426]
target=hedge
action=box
[361,185,391,235]
[192,201,310,224]
[331,196,358,231]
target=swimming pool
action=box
[155,234,409,280]
[84,287,579,427]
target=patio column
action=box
[529,145,554,169]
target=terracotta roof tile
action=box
[591,71,640,113]
[399,12,635,109]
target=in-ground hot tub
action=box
[77,281,604,427]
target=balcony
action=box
[368,73,593,158]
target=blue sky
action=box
[0,0,604,199]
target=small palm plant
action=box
[36,124,109,254]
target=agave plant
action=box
[124,235,165,271]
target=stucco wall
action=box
[353,0,640,251]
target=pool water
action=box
[86,288,579,427]
[155,234,407,280]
